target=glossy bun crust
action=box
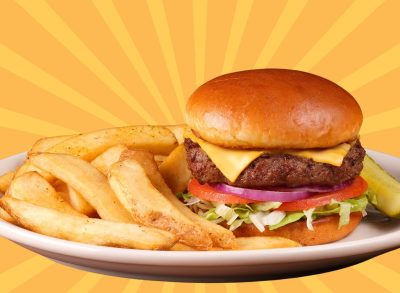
[186,69,362,149]
[232,212,362,246]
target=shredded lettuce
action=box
[215,204,238,225]
[177,191,368,232]
[176,192,193,201]
[269,212,304,230]
[252,202,282,212]
[262,211,286,226]
[338,201,352,228]
[249,213,266,232]
[304,208,316,231]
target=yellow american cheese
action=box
[186,132,351,182]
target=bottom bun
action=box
[232,212,362,246]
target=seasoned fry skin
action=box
[119,150,236,249]
[0,197,177,250]
[0,206,17,224]
[46,126,178,161]
[29,134,75,155]
[0,171,14,194]
[30,153,132,223]
[7,171,84,217]
[108,158,213,250]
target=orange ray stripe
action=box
[300,276,333,293]
[122,280,144,293]
[340,43,400,91]
[254,0,308,67]
[222,0,254,73]
[0,107,76,136]
[146,0,186,115]
[258,282,278,293]
[360,107,400,135]
[353,260,400,292]
[160,282,175,293]
[0,44,125,127]
[93,1,176,124]
[66,273,103,293]
[295,0,384,70]
[225,283,239,293]
[0,256,53,292]
[193,0,207,86]
[15,0,155,124]
[194,283,207,293]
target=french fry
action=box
[108,158,212,250]
[7,172,84,217]
[14,161,54,183]
[47,126,178,161]
[154,155,167,166]
[55,144,129,216]
[120,150,236,249]
[54,181,96,217]
[29,134,75,154]
[0,197,177,250]
[17,135,74,182]
[159,144,191,193]
[170,243,195,251]
[0,206,17,224]
[165,124,189,144]
[0,171,15,193]
[234,237,301,250]
[91,144,128,176]
[30,153,132,223]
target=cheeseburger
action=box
[182,69,368,246]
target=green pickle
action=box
[361,155,400,218]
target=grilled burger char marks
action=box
[184,138,366,188]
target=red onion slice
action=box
[212,184,312,202]
[212,179,353,203]
[270,180,353,193]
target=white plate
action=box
[0,150,399,282]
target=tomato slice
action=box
[188,179,259,204]
[188,176,368,209]
[277,176,368,211]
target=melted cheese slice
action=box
[186,132,351,182]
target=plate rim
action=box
[0,150,399,267]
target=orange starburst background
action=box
[0,0,399,292]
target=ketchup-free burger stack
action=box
[182,69,368,246]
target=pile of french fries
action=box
[0,125,300,251]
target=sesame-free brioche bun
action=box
[186,69,363,149]
[233,212,362,246]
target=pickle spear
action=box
[361,155,400,218]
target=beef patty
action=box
[184,138,365,188]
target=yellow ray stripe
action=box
[295,0,384,70]
[254,0,307,68]
[0,44,125,126]
[122,280,143,293]
[0,107,76,136]
[160,282,175,293]
[93,1,175,124]
[225,283,239,293]
[66,273,103,293]
[300,276,333,293]
[193,0,207,86]
[0,256,52,292]
[194,283,206,293]
[15,0,155,124]
[147,0,186,115]
[361,107,400,135]
[222,0,254,73]
[340,43,400,91]
[353,260,400,292]
[259,282,278,293]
